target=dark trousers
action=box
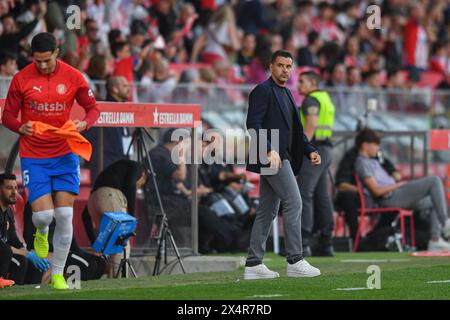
[298,144,334,243]
[334,191,360,239]
[0,240,27,284]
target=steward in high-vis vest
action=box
[297,71,336,257]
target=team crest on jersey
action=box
[56,84,67,95]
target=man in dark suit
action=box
[244,50,322,280]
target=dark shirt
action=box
[206,163,236,191]
[0,19,39,55]
[0,206,24,249]
[92,159,142,216]
[148,144,179,196]
[274,84,296,159]
[84,94,129,184]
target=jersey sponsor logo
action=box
[32,86,42,93]
[88,89,94,97]
[29,100,67,113]
[56,84,67,95]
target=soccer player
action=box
[1,32,100,290]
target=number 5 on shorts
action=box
[23,170,30,187]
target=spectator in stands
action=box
[85,76,132,183]
[297,31,322,68]
[354,129,450,252]
[384,10,407,72]
[363,69,386,110]
[235,0,275,35]
[111,39,152,102]
[191,4,240,64]
[312,1,344,45]
[290,14,311,51]
[385,68,406,110]
[0,173,50,287]
[148,0,177,43]
[247,35,272,84]
[86,54,109,100]
[0,51,17,98]
[347,66,362,88]
[403,3,429,71]
[15,0,47,47]
[346,66,364,113]
[344,35,362,68]
[0,12,40,57]
[237,32,256,68]
[327,63,348,109]
[141,57,178,103]
[129,19,148,56]
[429,41,448,74]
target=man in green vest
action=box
[297,71,335,256]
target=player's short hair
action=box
[355,128,381,150]
[270,50,293,64]
[0,173,16,186]
[31,32,57,54]
[300,71,321,85]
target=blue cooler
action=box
[93,212,137,255]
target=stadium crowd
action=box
[1,0,450,103]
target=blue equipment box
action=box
[93,212,137,255]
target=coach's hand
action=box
[74,120,87,132]
[268,150,282,169]
[18,121,34,136]
[310,152,321,166]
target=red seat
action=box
[353,175,416,252]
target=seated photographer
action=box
[0,173,50,287]
[201,132,256,235]
[355,129,450,251]
[84,159,147,277]
[87,160,147,233]
[147,128,192,248]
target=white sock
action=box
[32,209,54,234]
[52,207,73,276]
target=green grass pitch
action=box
[1,252,450,300]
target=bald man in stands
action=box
[84,76,132,183]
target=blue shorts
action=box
[21,152,80,203]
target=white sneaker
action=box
[287,259,321,278]
[428,237,450,252]
[442,219,450,240]
[244,264,280,280]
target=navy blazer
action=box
[246,77,317,176]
